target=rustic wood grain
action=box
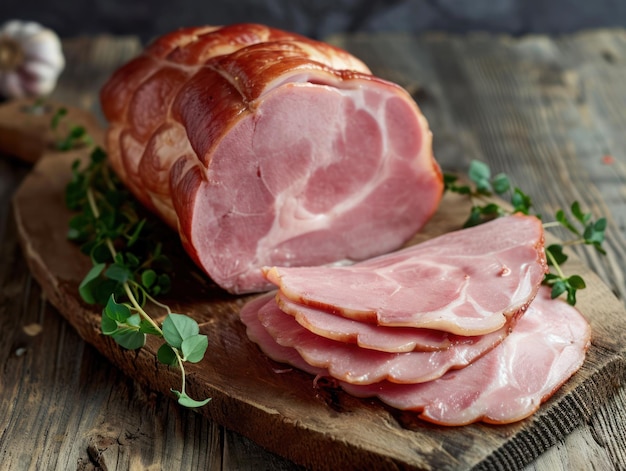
[1,30,626,471]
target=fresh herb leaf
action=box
[157,344,178,366]
[58,107,210,407]
[78,263,106,304]
[163,314,200,350]
[172,390,212,408]
[181,335,209,363]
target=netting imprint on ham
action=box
[100,23,443,294]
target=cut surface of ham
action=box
[100,23,443,294]
[264,214,547,335]
[240,287,591,425]
[277,291,453,352]
[341,287,591,425]
[259,294,513,384]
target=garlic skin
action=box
[0,20,65,98]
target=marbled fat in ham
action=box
[100,23,442,293]
[265,214,548,335]
[341,287,591,425]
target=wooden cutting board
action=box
[6,98,626,471]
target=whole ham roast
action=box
[100,23,443,293]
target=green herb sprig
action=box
[445,160,607,305]
[58,110,210,408]
[51,107,94,150]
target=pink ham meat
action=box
[277,291,453,352]
[264,214,548,335]
[259,293,513,384]
[341,287,591,425]
[100,23,443,294]
[240,287,591,425]
[240,291,325,377]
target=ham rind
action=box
[277,291,453,352]
[258,294,512,385]
[100,23,443,294]
[341,287,591,425]
[264,214,547,335]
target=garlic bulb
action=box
[0,20,65,98]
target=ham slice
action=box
[258,293,513,384]
[264,214,547,335]
[341,287,591,425]
[100,23,443,294]
[276,291,453,352]
[240,287,591,425]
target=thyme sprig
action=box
[57,109,210,408]
[445,160,607,305]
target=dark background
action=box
[1,0,625,42]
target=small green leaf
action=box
[50,107,67,130]
[125,252,140,268]
[90,241,113,264]
[139,319,162,336]
[511,188,532,214]
[126,313,142,327]
[566,289,577,306]
[112,330,146,350]
[104,294,131,322]
[141,269,157,289]
[468,160,491,184]
[105,263,133,283]
[157,274,171,294]
[92,279,124,305]
[546,244,568,266]
[491,173,510,194]
[181,334,208,363]
[79,263,106,304]
[551,281,567,299]
[101,313,119,335]
[127,219,147,247]
[567,275,586,290]
[157,344,178,366]
[171,389,211,408]
[570,201,591,225]
[162,314,199,349]
[555,209,580,235]
[90,146,107,163]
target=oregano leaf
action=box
[171,390,211,408]
[157,344,178,366]
[162,313,199,349]
[79,263,106,304]
[112,330,146,350]
[181,334,208,363]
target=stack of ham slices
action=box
[240,214,592,426]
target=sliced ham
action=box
[240,291,325,376]
[100,23,443,294]
[264,214,547,335]
[240,287,591,425]
[341,287,591,425]
[277,291,453,352]
[258,293,513,385]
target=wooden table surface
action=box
[1,30,625,470]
